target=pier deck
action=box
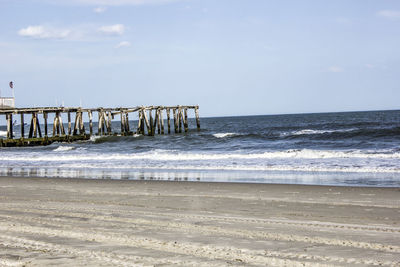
[0,105,200,147]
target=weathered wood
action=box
[136,111,142,134]
[120,112,125,135]
[74,112,80,136]
[0,105,200,147]
[97,111,102,135]
[166,108,171,134]
[33,113,38,138]
[79,111,85,134]
[184,108,188,133]
[58,113,65,135]
[28,115,34,138]
[173,109,178,133]
[195,106,200,130]
[88,111,93,135]
[43,112,48,137]
[36,115,42,138]
[125,112,130,133]
[160,109,164,134]
[67,112,72,135]
[142,109,151,136]
[107,111,112,135]
[178,108,182,133]
[149,110,154,136]
[100,111,106,135]
[56,113,60,136]
[152,109,159,135]
[0,106,199,115]
[7,114,13,139]
[20,113,24,138]
[140,110,145,135]
[157,109,161,134]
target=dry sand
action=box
[0,177,399,266]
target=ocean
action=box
[0,110,399,186]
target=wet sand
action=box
[0,177,399,266]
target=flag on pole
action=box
[9,81,13,89]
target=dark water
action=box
[1,110,400,186]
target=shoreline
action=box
[0,176,399,266]
[1,173,399,188]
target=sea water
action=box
[0,110,399,186]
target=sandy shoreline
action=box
[0,177,399,266]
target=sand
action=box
[0,177,399,266]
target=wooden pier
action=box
[0,105,200,147]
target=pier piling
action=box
[0,105,200,147]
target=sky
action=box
[0,0,399,117]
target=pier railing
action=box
[0,105,200,147]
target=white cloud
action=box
[365,64,374,69]
[18,25,71,39]
[93,6,107,13]
[328,66,344,73]
[377,10,400,20]
[115,41,131,48]
[98,24,125,35]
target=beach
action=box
[0,177,399,266]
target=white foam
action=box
[89,135,102,142]
[53,146,74,152]
[0,149,399,162]
[283,128,357,136]
[213,133,237,138]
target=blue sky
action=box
[0,0,399,116]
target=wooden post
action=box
[125,112,130,133]
[97,111,101,135]
[173,109,178,133]
[73,112,78,135]
[29,115,34,138]
[79,111,85,134]
[143,109,151,136]
[107,111,112,135]
[160,108,164,134]
[43,112,48,137]
[184,108,188,133]
[178,108,182,133]
[166,108,171,134]
[140,111,145,134]
[36,115,42,138]
[154,109,160,135]
[101,111,107,135]
[33,113,38,138]
[67,112,72,135]
[195,106,200,130]
[120,112,125,135]
[58,113,65,135]
[53,113,60,136]
[149,110,154,136]
[55,112,61,135]
[136,111,142,135]
[7,113,13,139]
[88,111,93,135]
[20,113,24,138]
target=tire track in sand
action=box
[0,208,398,254]
[0,222,336,267]
[0,233,219,267]
[3,203,400,234]
[0,214,399,266]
